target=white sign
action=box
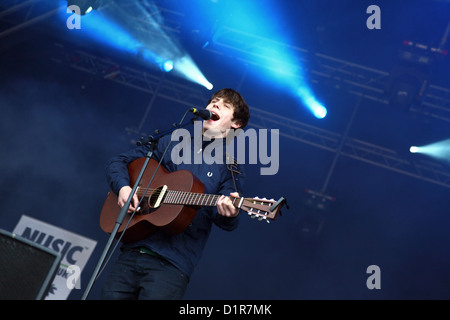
[13,215,97,300]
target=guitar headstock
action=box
[240,196,287,223]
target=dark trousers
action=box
[101,249,189,300]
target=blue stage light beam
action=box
[188,0,327,118]
[138,47,174,73]
[173,55,213,90]
[58,1,214,88]
[410,138,450,163]
[297,87,328,119]
[162,60,174,72]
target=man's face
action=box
[202,97,241,138]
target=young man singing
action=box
[101,88,250,299]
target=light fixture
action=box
[66,0,102,15]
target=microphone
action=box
[190,107,212,120]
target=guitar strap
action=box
[226,153,242,194]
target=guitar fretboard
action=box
[163,190,238,207]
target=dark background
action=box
[1,0,450,300]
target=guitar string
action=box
[135,187,275,214]
[135,187,258,208]
[137,187,224,205]
[136,188,273,203]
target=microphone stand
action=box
[81,115,199,300]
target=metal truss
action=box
[52,46,450,189]
[51,43,209,106]
[249,106,450,189]
[0,0,60,39]
[206,26,450,124]
[2,2,450,189]
[311,52,450,123]
[2,2,449,120]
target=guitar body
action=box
[99,158,204,243]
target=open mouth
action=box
[211,111,220,121]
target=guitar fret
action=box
[208,195,213,206]
[161,190,243,208]
[200,194,206,206]
[196,193,201,206]
[164,190,169,204]
[186,192,190,205]
[206,194,211,206]
[201,194,205,206]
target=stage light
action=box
[410,146,419,153]
[184,0,326,117]
[162,60,174,72]
[311,101,328,119]
[385,73,425,112]
[409,139,450,163]
[384,39,432,112]
[59,1,213,88]
[66,0,102,15]
[297,87,328,119]
[138,48,174,73]
[173,55,214,90]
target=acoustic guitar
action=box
[99,158,286,243]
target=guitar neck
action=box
[136,186,282,221]
[163,190,242,208]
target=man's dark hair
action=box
[208,88,250,129]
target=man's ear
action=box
[231,121,241,129]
